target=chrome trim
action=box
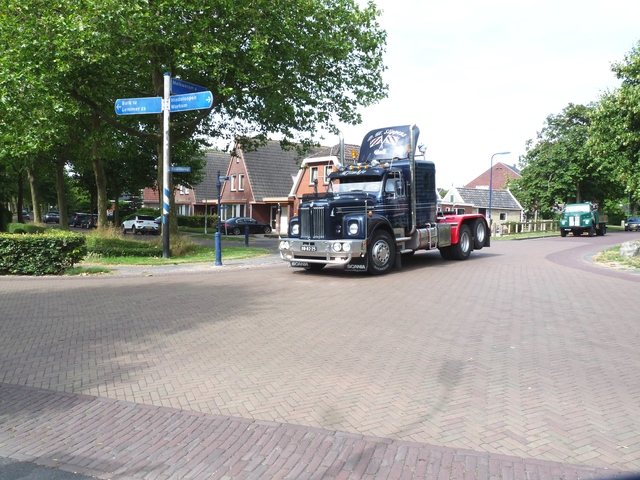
[279,238,366,266]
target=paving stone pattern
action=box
[1,232,639,478]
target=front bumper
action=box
[278,238,367,266]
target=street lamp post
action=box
[215,171,229,266]
[488,151,511,225]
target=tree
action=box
[1,0,387,233]
[589,40,640,214]
[512,103,622,219]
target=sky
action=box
[329,0,640,189]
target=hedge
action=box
[177,214,219,229]
[0,231,87,275]
[86,237,163,257]
[7,223,48,234]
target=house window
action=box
[178,205,190,215]
[500,212,507,221]
[450,195,454,202]
[309,167,318,185]
[238,174,245,191]
[179,185,185,194]
[456,208,465,215]
[230,175,237,191]
[323,165,332,185]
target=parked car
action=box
[82,214,98,229]
[222,217,272,235]
[43,210,60,223]
[122,215,159,235]
[21,209,30,220]
[69,213,89,227]
[625,217,640,231]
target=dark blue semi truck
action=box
[278,124,490,274]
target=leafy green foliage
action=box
[0,231,86,275]
[589,41,640,214]
[177,214,219,229]
[7,223,49,234]
[85,237,163,258]
[512,103,623,219]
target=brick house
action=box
[287,144,361,216]
[464,162,521,190]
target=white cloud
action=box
[331,0,640,188]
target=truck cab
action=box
[559,202,607,237]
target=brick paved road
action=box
[0,232,639,478]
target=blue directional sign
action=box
[170,166,191,173]
[114,97,163,115]
[169,91,213,112]
[171,78,207,95]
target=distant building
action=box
[464,162,521,190]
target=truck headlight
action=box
[332,242,342,252]
[291,224,299,236]
[348,222,359,235]
[342,243,352,252]
[279,240,290,250]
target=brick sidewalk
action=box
[0,384,627,480]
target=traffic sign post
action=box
[114,97,162,115]
[169,91,213,112]
[114,75,213,259]
[215,172,230,266]
[171,78,207,95]
[169,166,192,173]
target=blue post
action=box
[215,171,222,266]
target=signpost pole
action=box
[215,171,223,266]
[162,72,171,258]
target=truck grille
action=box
[300,206,325,239]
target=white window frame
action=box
[230,174,237,191]
[309,167,318,185]
[238,174,245,191]
[323,165,332,185]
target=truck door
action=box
[384,172,408,229]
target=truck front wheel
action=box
[560,229,567,237]
[451,224,472,260]
[367,230,395,275]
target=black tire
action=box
[560,229,567,237]
[233,227,241,235]
[367,230,395,275]
[131,225,137,235]
[439,246,453,260]
[122,225,127,234]
[263,226,272,234]
[473,219,487,250]
[450,224,472,260]
[588,226,595,237]
[304,263,325,271]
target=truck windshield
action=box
[565,205,591,213]
[329,179,382,194]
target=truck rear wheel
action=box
[451,224,472,260]
[473,219,487,249]
[367,230,395,275]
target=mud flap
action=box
[345,256,368,272]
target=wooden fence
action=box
[491,220,559,236]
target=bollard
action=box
[245,226,249,246]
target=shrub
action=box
[0,231,87,275]
[177,214,219,228]
[85,236,163,257]
[0,206,11,232]
[7,223,49,234]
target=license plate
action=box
[300,245,317,252]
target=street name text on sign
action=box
[169,91,213,113]
[114,97,163,115]
[171,78,207,95]
[170,166,191,173]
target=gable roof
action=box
[240,141,325,201]
[308,143,361,164]
[464,162,521,189]
[193,151,232,202]
[455,187,522,210]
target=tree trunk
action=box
[26,166,42,223]
[16,174,24,223]
[91,111,108,229]
[55,151,69,231]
